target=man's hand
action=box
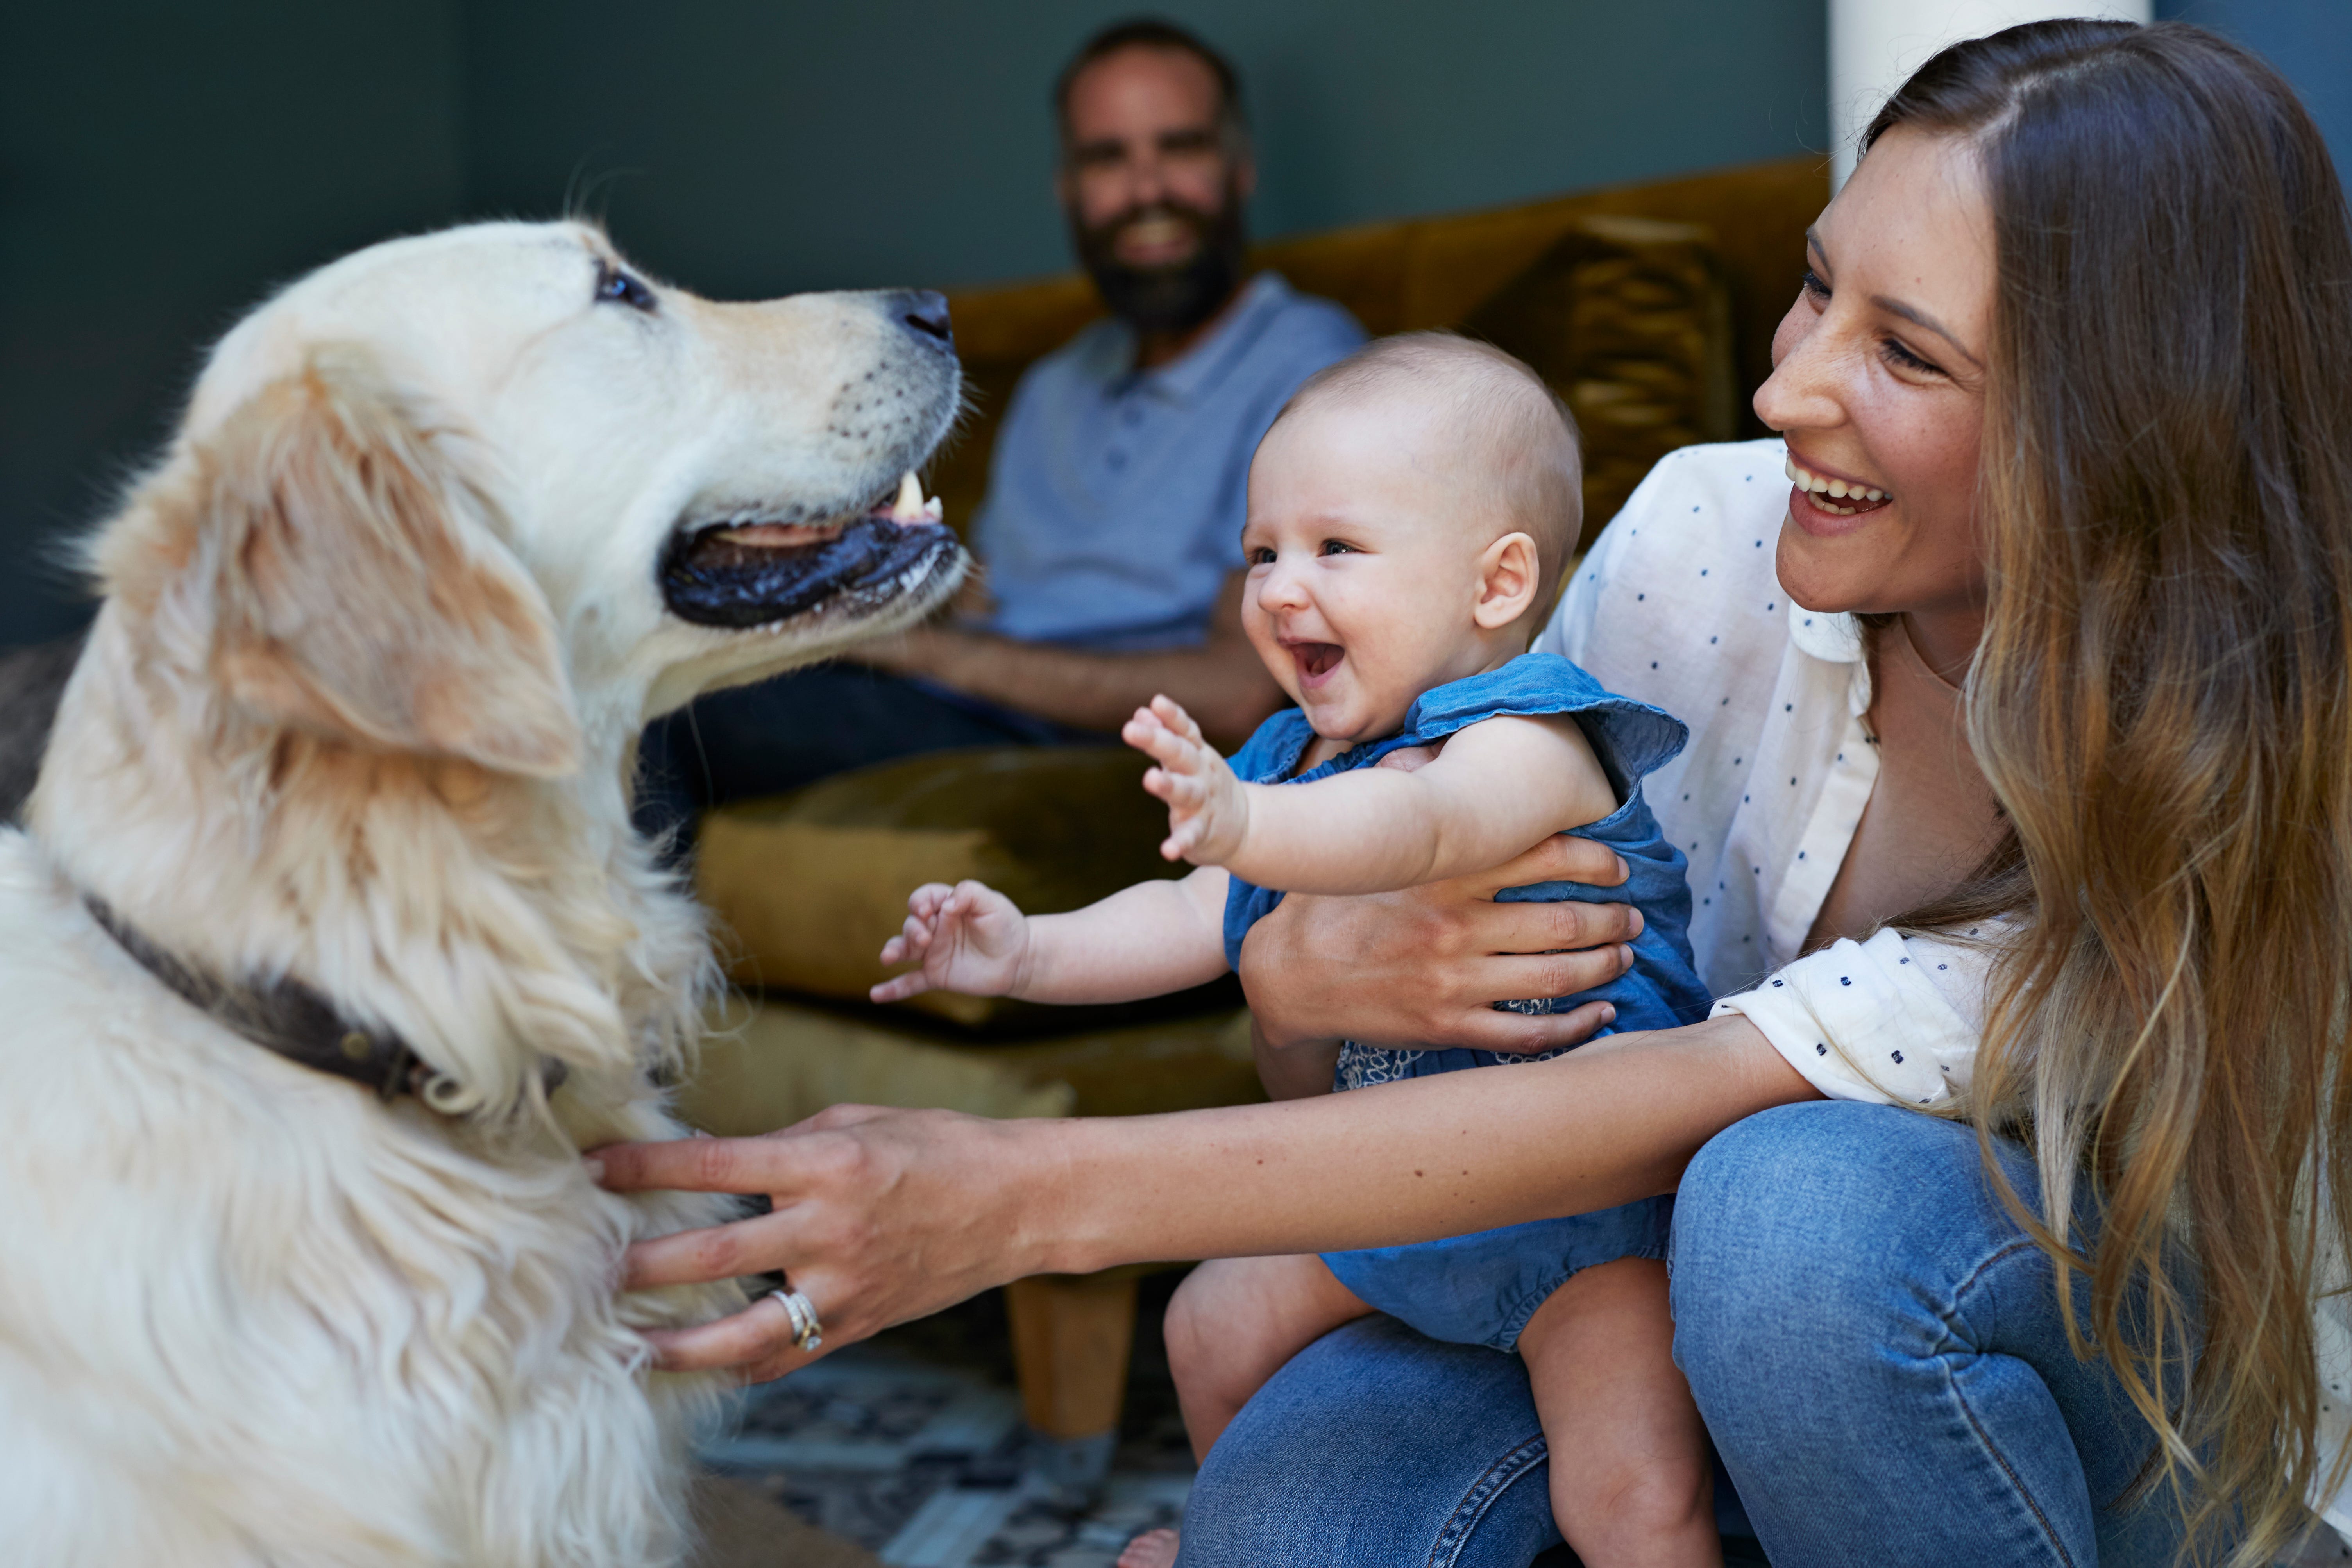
[1239,833,1643,1057]
[871,880,1032,1003]
[1124,695,1250,864]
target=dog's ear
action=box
[196,349,581,777]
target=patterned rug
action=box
[699,1277,1195,1568]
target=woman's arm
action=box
[596,1013,1818,1381]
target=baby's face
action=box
[1241,397,1509,743]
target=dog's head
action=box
[101,220,965,779]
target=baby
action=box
[875,335,1719,1567]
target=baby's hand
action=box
[871,880,1031,1003]
[1123,695,1250,866]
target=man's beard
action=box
[1071,190,1248,338]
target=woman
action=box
[602,21,2352,1565]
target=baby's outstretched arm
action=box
[871,868,1232,1007]
[1129,696,1620,896]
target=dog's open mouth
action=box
[659,472,963,629]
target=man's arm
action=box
[850,569,1283,750]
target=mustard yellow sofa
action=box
[932,155,1821,554]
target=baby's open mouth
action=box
[1289,642,1344,685]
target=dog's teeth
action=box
[891,472,925,520]
[922,496,943,521]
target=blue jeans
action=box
[1179,1102,2199,1567]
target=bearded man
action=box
[637,19,1363,847]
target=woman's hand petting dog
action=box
[869,879,1035,1003]
[593,1105,1051,1382]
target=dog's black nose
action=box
[894,289,953,349]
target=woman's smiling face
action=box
[1756,125,1996,640]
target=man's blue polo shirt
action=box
[968,272,1365,653]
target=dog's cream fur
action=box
[0,222,963,1566]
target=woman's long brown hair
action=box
[1871,20,2352,1561]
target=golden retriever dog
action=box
[0,221,964,1566]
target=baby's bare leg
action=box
[1515,1258,1720,1568]
[1163,1253,1374,1463]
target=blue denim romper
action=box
[1222,652,1712,1352]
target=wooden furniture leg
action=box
[1004,1269,1142,1502]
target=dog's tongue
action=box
[719,474,942,548]
[721,522,839,548]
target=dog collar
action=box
[82,894,553,1106]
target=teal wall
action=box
[3,2,467,645]
[2167,0,2350,175]
[4,2,2344,648]
[461,0,1828,301]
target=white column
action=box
[1830,0,2153,188]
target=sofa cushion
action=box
[677,994,1261,1135]
[1464,214,1739,547]
[695,744,1231,1032]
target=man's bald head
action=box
[1271,333,1583,588]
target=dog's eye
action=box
[595,261,657,313]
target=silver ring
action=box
[769,1286,824,1353]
